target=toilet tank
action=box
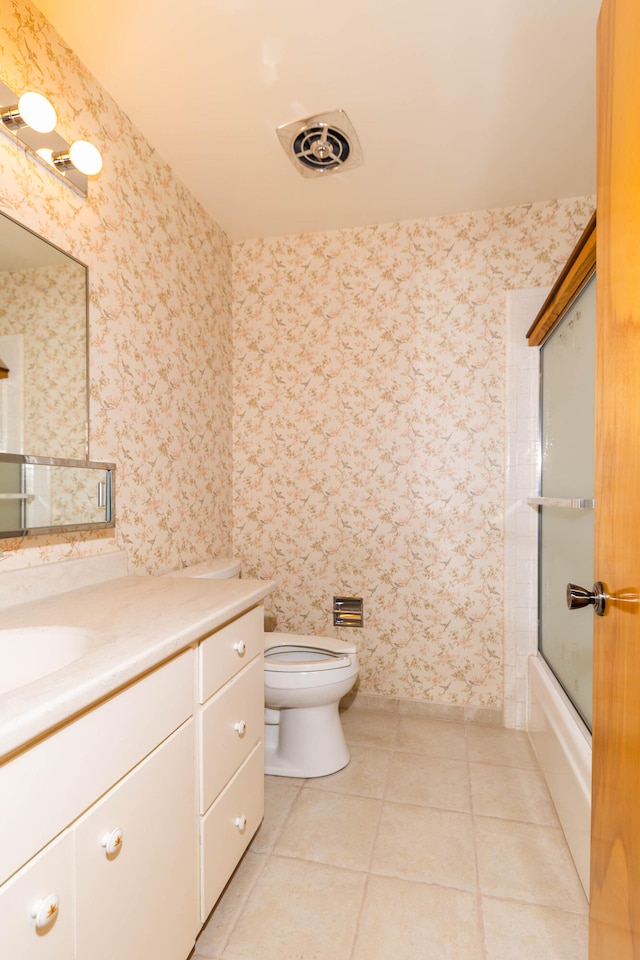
[164,558,241,579]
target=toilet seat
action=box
[265,631,357,656]
[265,644,352,673]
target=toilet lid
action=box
[264,645,353,672]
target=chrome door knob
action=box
[566,582,606,616]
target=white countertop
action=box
[0,574,274,761]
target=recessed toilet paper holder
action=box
[333,596,363,627]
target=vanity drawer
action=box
[199,655,263,813]
[200,741,264,922]
[199,605,263,703]
[0,649,193,887]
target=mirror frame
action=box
[0,452,115,538]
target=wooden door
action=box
[590,0,640,955]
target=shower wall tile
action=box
[504,287,549,728]
[233,203,594,711]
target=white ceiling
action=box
[32,0,600,241]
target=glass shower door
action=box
[537,274,596,730]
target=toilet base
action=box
[263,701,350,778]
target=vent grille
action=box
[293,124,350,173]
[277,109,363,179]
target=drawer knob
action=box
[101,827,124,856]
[234,720,247,736]
[31,894,59,930]
[234,815,247,832]
[233,640,247,656]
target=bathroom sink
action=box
[0,626,98,697]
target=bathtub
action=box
[527,653,591,896]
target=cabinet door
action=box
[74,721,197,960]
[0,830,74,960]
[0,648,193,888]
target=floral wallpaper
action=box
[0,0,233,571]
[0,0,595,710]
[0,262,86,459]
[232,199,594,706]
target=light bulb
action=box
[17,92,57,133]
[68,139,102,176]
[36,147,54,165]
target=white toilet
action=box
[165,558,359,778]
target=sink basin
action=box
[0,626,98,697]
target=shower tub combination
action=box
[527,257,595,898]
[528,654,591,895]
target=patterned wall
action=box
[0,0,233,571]
[0,0,595,710]
[0,263,86,459]
[232,200,594,707]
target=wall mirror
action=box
[0,210,88,459]
[0,212,115,536]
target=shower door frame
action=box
[526,214,596,351]
[527,217,596,720]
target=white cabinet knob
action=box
[31,894,59,930]
[233,640,246,656]
[234,720,247,736]
[234,815,247,832]
[101,827,124,856]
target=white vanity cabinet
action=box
[198,604,265,921]
[0,649,197,960]
[0,592,269,958]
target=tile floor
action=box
[192,707,588,960]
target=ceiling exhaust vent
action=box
[276,109,363,179]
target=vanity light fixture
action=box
[0,91,57,133]
[0,78,102,198]
[52,140,103,177]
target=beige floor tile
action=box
[353,875,483,960]
[250,779,301,854]
[265,772,305,787]
[194,714,586,960]
[222,856,366,960]
[396,716,467,759]
[385,751,471,813]
[340,708,399,749]
[482,896,589,960]
[371,801,477,890]
[465,724,538,768]
[304,744,392,799]
[196,852,266,958]
[469,761,558,825]
[273,789,381,871]
[475,817,588,913]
